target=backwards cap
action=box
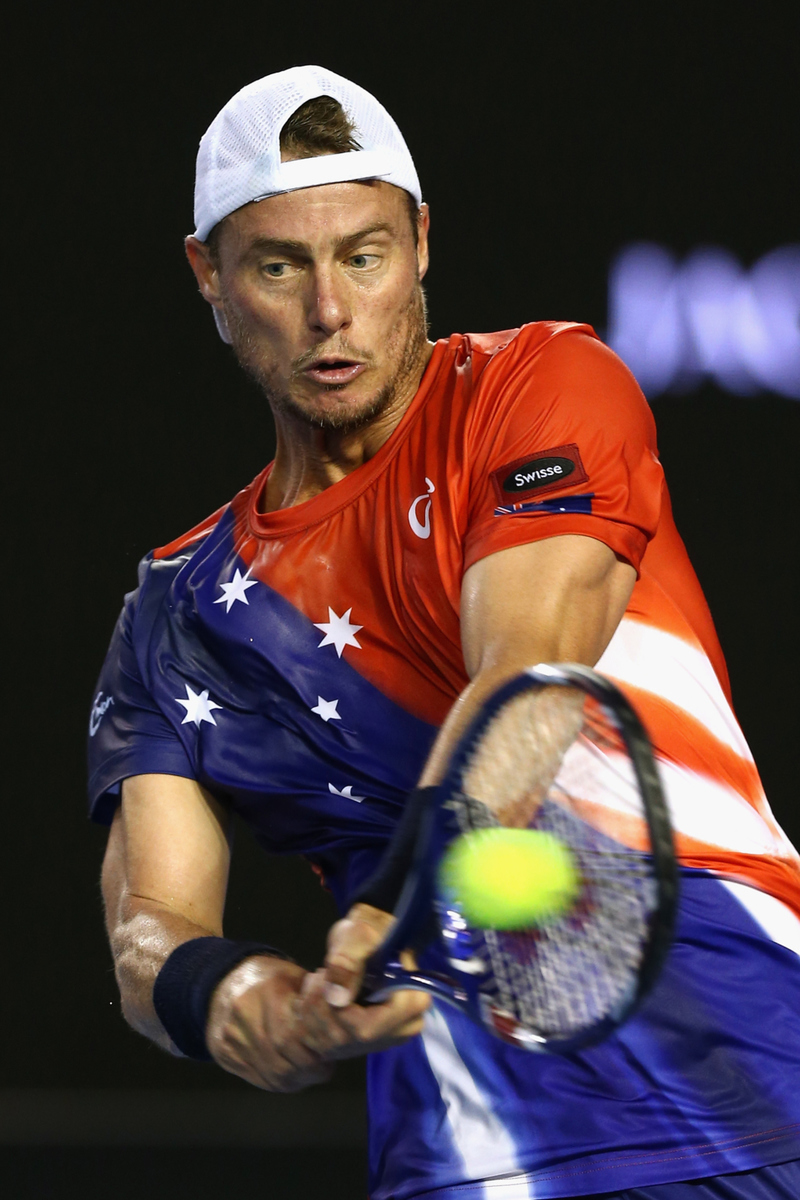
[193,65,422,242]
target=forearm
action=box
[107,897,220,1052]
[99,777,416,1086]
[417,606,603,790]
[417,664,525,787]
[102,775,234,1052]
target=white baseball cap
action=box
[193,65,422,243]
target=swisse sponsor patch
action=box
[490,443,588,502]
[506,457,574,489]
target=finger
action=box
[255,1059,335,1094]
[216,997,321,1077]
[218,1044,332,1093]
[295,970,427,1057]
[356,987,432,1029]
[236,1049,334,1093]
[324,904,395,1006]
[292,972,354,1056]
[267,981,352,1067]
[325,1002,432,1060]
[212,1023,313,1089]
[230,1005,334,1092]
[296,969,396,1056]
[209,962,333,1091]
[332,987,432,1047]
[277,1068,335,1093]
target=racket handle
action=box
[350,787,440,912]
[357,955,402,1005]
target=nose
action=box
[307,265,352,338]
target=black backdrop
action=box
[4,4,799,1195]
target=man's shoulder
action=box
[422,322,611,442]
[457,321,646,426]
[149,468,267,564]
[456,321,599,371]
[150,501,231,563]
[126,471,267,616]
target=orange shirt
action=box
[155,320,800,915]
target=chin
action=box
[294,386,393,432]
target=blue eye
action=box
[264,262,287,277]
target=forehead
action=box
[221,180,409,254]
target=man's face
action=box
[188,181,430,432]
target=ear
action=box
[416,203,431,282]
[185,236,233,342]
[185,236,224,307]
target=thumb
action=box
[324,903,395,1007]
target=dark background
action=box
[5,5,798,1196]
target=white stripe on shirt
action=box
[596,618,753,760]
[721,880,800,957]
[421,1004,534,1198]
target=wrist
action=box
[207,954,298,1032]
[153,937,291,1061]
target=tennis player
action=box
[90,66,800,1199]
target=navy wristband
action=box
[152,937,289,1061]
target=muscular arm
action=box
[321,533,636,995]
[102,773,429,1086]
[101,773,233,1051]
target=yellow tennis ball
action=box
[439,828,579,929]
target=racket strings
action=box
[448,686,658,1040]
[485,816,655,1036]
[461,686,585,828]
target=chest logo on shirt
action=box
[408,477,436,539]
[490,443,588,502]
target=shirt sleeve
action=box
[87,583,196,825]
[462,328,664,574]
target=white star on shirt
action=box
[313,607,363,657]
[214,568,257,613]
[176,685,222,727]
[328,783,365,803]
[311,696,341,722]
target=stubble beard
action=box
[223,282,430,434]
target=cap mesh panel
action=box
[193,65,421,240]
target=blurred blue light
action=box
[607,243,800,399]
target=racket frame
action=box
[361,663,679,1052]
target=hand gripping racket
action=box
[359,664,678,1053]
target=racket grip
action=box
[356,954,398,1005]
[351,786,439,913]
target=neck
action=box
[262,340,435,511]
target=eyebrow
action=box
[245,222,396,258]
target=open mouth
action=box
[303,359,367,386]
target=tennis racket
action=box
[360,663,678,1053]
